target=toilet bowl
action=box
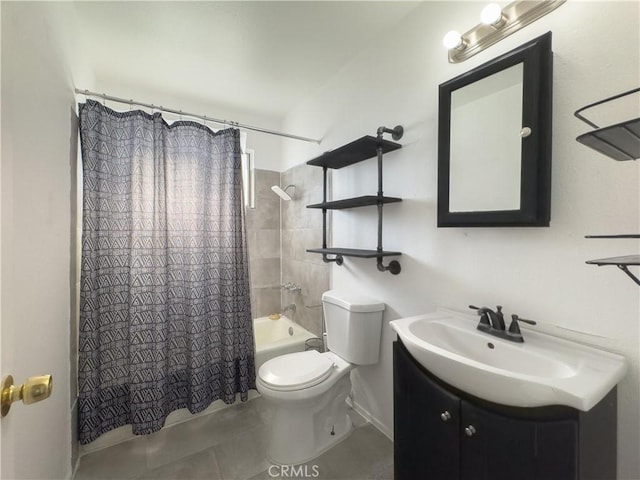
[256,350,354,465]
[256,290,385,465]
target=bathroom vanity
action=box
[393,340,618,480]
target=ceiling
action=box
[74,1,423,119]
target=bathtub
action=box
[253,315,317,372]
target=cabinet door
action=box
[460,401,578,480]
[460,400,536,480]
[535,420,578,480]
[394,342,460,480]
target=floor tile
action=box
[249,395,275,424]
[213,423,271,480]
[74,436,148,480]
[248,463,328,480]
[75,397,393,480]
[313,425,394,480]
[135,448,222,480]
[146,399,261,469]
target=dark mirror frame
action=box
[437,32,552,227]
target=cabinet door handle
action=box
[440,411,452,422]
[464,425,477,437]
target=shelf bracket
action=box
[616,264,640,286]
[377,125,404,141]
[374,125,404,276]
[322,254,343,266]
[377,257,401,275]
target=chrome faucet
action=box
[469,305,536,343]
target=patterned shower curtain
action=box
[78,100,255,444]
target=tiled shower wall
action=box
[280,163,330,338]
[246,169,282,319]
[246,165,330,336]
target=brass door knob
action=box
[1,374,53,417]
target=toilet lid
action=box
[259,350,335,391]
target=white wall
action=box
[282,1,640,478]
[1,3,81,478]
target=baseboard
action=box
[345,396,394,442]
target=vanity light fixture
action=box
[444,0,565,63]
[480,3,507,28]
[443,30,465,50]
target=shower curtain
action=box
[78,100,255,444]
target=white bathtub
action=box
[253,315,317,372]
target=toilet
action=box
[256,290,385,465]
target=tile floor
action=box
[74,396,393,480]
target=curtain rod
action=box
[75,88,321,144]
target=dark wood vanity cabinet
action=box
[393,340,617,480]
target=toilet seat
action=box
[258,350,336,391]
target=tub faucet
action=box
[281,304,296,315]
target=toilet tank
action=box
[321,290,385,365]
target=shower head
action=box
[271,185,295,201]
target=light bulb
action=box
[481,3,504,25]
[443,30,463,50]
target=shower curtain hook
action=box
[203,115,207,128]
[129,99,133,111]
[179,110,183,122]
[102,93,106,106]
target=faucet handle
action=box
[508,314,536,335]
[511,314,536,326]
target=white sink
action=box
[390,311,627,411]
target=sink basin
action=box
[390,311,627,411]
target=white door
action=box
[1,3,76,477]
[1,119,76,480]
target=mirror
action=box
[438,32,552,227]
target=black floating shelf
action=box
[306,135,402,169]
[585,234,640,239]
[586,255,640,266]
[586,255,640,286]
[575,88,640,162]
[307,195,402,210]
[306,248,402,259]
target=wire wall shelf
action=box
[575,88,640,161]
